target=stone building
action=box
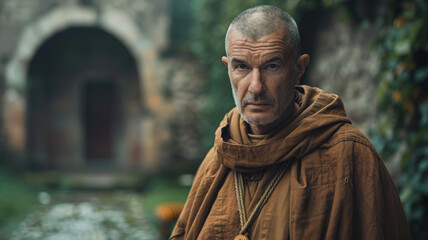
[0,0,203,173]
[0,0,379,175]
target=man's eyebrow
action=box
[263,57,284,65]
[231,56,284,65]
[231,58,248,64]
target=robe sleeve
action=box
[352,141,412,240]
[169,150,212,240]
[169,148,228,239]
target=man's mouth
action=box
[245,102,272,110]
[245,101,271,106]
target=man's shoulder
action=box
[196,147,223,177]
[305,123,385,179]
[320,123,379,155]
[319,123,382,162]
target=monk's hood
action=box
[214,85,352,172]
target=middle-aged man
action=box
[170,5,411,240]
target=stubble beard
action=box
[231,85,291,126]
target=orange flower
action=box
[156,202,184,221]
[394,90,402,102]
[394,16,406,29]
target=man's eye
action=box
[237,64,248,70]
[267,64,279,70]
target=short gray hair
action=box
[225,5,301,58]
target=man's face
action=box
[222,28,302,127]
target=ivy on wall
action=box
[369,0,428,238]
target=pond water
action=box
[6,191,159,240]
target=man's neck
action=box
[249,102,299,135]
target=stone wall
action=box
[0,0,204,172]
[163,57,205,166]
[307,15,379,134]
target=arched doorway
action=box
[27,26,141,169]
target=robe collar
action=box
[214,85,351,172]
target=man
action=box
[170,5,411,240]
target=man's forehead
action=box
[229,27,288,42]
[227,28,291,56]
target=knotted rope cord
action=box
[234,168,247,227]
[234,159,292,236]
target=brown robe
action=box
[170,85,412,240]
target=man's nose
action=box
[248,69,263,94]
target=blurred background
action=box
[0,0,427,239]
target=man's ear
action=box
[295,54,310,85]
[222,56,228,67]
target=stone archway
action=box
[3,5,164,170]
[26,26,141,169]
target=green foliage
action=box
[191,0,233,149]
[0,168,38,234]
[370,1,428,238]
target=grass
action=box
[140,179,191,238]
[141,181,191,214]
[0,168,39,236]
